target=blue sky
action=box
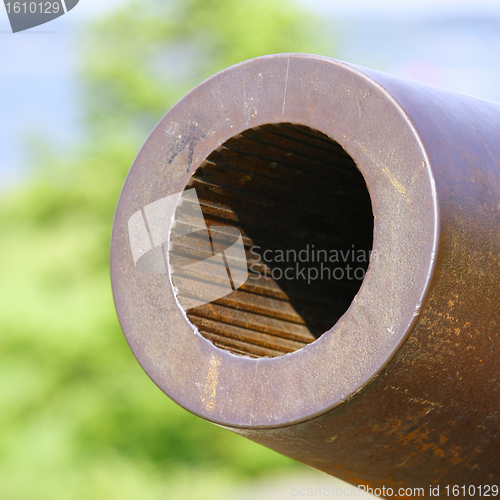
[1,0,500,190]
[307,0,500,17]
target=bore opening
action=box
[172,123,373,358]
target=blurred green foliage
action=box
[0,1,331,498]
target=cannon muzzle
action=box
[111,54,500,495]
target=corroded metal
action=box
[111,54,500,495]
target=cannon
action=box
[110,54,500,496]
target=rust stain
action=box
[203,354,221,410]
[382,166,407,194]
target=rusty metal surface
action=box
[181,122,373,357]
[110,54,500,494]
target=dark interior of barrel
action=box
[171,123,374,358]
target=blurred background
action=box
[1,0,500,498]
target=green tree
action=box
[0,1,331,499]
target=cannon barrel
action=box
[110,54,500,494]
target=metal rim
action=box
[111,54,439,428]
